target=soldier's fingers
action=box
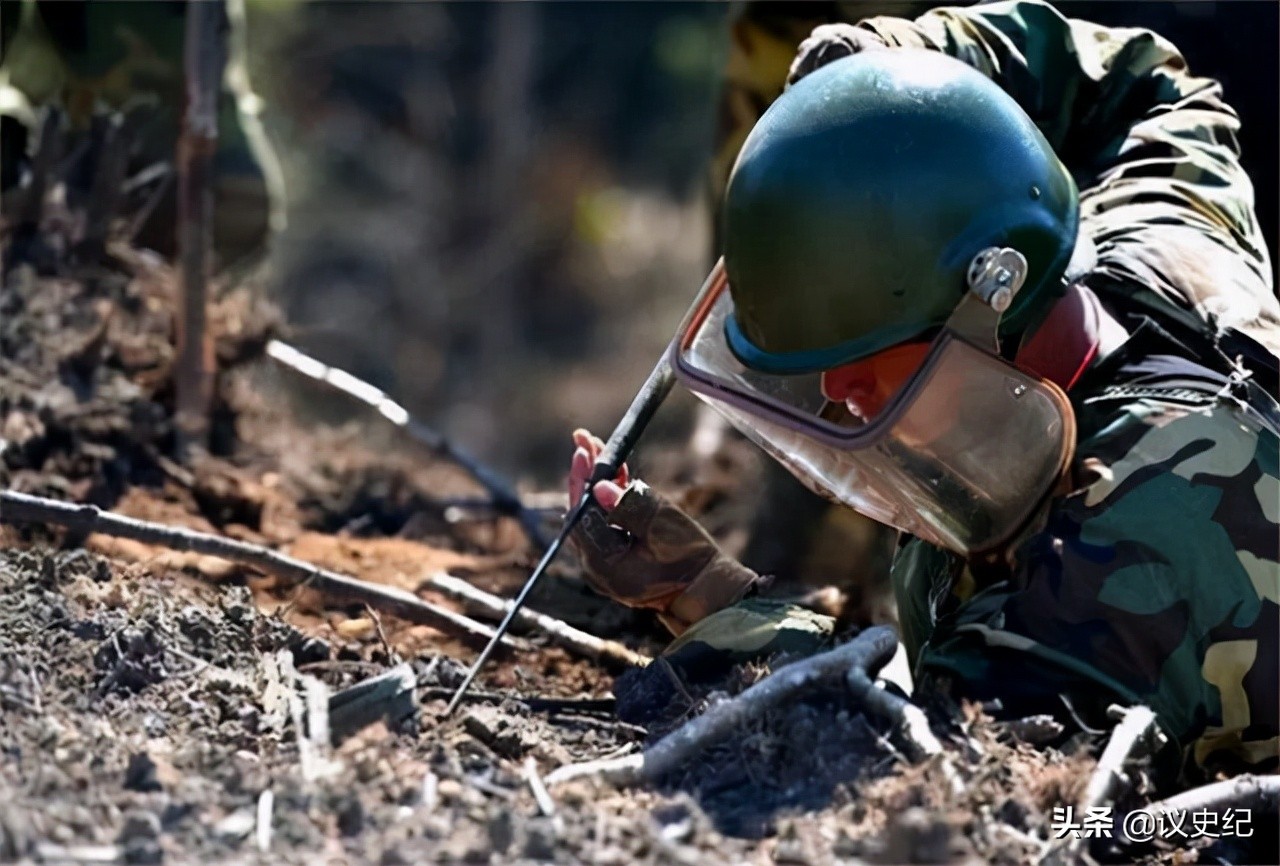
[569,446,592,502]
[617,463,630,487]
[572,429,601,463]
[592,480,625,511]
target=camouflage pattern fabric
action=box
[837,0,1280,775]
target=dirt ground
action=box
[2,248,1276,865]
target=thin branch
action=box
[1041,704,1162,865]
[78,114,132,263]
[265,339,553,549]
[0,490,523,650]
[1081,705,1161,810]
[174,0,228,455]
[524,757,557,817]
[544,753,644,788]
[544,627,956,790]
[641,626,903,780]
[423,572,650,669]
[419,685,616,714]
[1122,774,1280,844]
[845,641,963,796]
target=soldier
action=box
[570,0,1279,778]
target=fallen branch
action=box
[0,490,523,650]
[419,685,617,715]
[544,753,644,788]
[1081,705,1161,810]
[1042,704,1162,865]
[1125,774,1280,839]
[524,757,557,817]
[266,340,553,549]
[643,626,903,779]
[423,572,650,669]
[545,627,958,789]
[845,637,963,796]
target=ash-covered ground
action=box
[2,248,1275,865]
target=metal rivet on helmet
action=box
[967,248,1028,313]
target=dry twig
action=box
[174,0,228,455]
[545,627,951,789]
[0,490,522,649]
[524,757,557,816]
[265,340,553,548]
[1042,704,1162,865]
[423,572,649,668]
[1124,774,1280,842]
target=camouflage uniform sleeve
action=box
[859,0,1280,355]
[916,379,1280,774]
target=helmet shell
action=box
[723,50,1078,374]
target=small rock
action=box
[336,795,364,837]
[124,753,162,792]
[462,707,532,759]
[436,778,463,803]
[652,801,695,845]
[224,601,254,626]
[522,817,558,861]
[877,807,954,865]
[213,810,255,842]
[1006,714,1066,745]
[289,636,331,666]
[487,811,514,854]
[123,839,164,865]
[118,810,161,842]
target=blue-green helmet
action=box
[722,50,1079,374]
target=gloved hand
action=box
[567,429,768,635]
[786,24,888,88]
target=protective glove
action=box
[786,24,888,88]
[567,429,767,635]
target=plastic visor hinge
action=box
[966,248,1028,312]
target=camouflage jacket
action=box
[844,1,1279,775]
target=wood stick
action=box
[544,627,956,790]
[79,114,131,263]
[423,572,649,668]
[265,339,553,549]
[1042,705,1161,865]
[524,757,557,817]
[641,626,901,780]
[1081,705,1160,810]
[0,490,522,650]
[845,641,963,796]
[1129,774,1280,824]
[174,0,227,455]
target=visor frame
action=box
[671,263,988,450]
[668,259,1078,553]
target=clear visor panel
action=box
[686,337,1073,554]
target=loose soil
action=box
[1,249,1274,865]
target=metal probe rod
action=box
[444,354,676,715]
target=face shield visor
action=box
[669,257,1076,555]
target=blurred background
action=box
[248,0,1280,486]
